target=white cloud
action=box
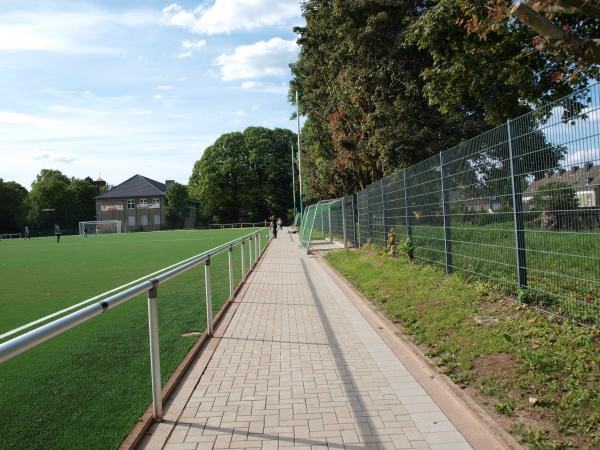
[153,94,164,100]
[241,81,288,94]
[30,152,77,164]
[215,38,298,81]
[0,9,157,54]
[162,1,301,35]
[156,85,174,90]
[566,148,599,166]
[182,39,206,49]
[0,111,62,127]
[178,51,192,59]
[177,76,188,82]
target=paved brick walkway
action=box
[141,233,474,450]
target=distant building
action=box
[523,162,600,208]
[95,174,197,231]
[93,176,107,188]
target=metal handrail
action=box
[0,229,267,420]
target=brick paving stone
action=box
[145,233,472,450]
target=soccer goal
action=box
[79,220,122,236]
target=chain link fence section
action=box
[353,83,600,325]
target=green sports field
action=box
[0,229,267,450]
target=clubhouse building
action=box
[95,174,197,231]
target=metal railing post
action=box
[254,232,260,262]
[147,281,163,420]
[241,239,246,280]
[248,236,253,268]
[507,119,528,288]
[403,170,412,239]
[328,206,333,243]
[341,198,348,248]
[439,152,453,274]
[257,232,261,256]
[205,257,213,335]
[228,246,234,300]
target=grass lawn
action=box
[355,221,600,324]
[326,248,600,449]
[0,228,267,449]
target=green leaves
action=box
[188,127,297,223]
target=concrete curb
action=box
[315,251,524,450]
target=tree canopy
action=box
[0,179,28,233]
[189,127,297,223]
[27,169,100,232]
[291,0,598,200]
[165,182,191,228]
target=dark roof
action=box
[96,174,166,199]
[527,164,600,192]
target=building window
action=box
[141,215,149,226]
[127,199,135,209]
[152,198,160,205]
[138,198,147,207]
[154,215,161,225]
[127,216,136,226]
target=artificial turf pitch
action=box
[0,229,265,449]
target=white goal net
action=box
[79,220,122,235]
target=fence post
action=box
[439,152,453,274]
[147,280,162,420]
[328,206,333,243]
[366,187,372,242]
[352,195,357,247]
[341,198,348,248]
[403,170,412,239]
[228,246,234,300]
[381,179,386,239]
[241,239,245,281]
[205,257,213,335]
[507,119,528,288]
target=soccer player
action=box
[24,226,30,239]
[54,224,62,243]
[83,225,88,239]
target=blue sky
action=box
[0,0,303,189]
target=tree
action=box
[26,170,100,232]
[531,181,579,211]
[510,1,600,69]
[291,0,486,196]
[68,177,100,224]
[0,179,28,233]
[189,127,297,223]
[27,170,73,231]
[165,182,190,228]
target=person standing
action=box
[277,217,282,231]
[24,226,30,239]
[54,224,62,243]
[270,216,278,239]
[83,225,88,239]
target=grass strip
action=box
[326,248,600,449]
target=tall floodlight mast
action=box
[296,90,304,219]
[291,142,297,220]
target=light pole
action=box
[291,142,297,221]
[296,90,304,219]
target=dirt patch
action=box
[471,352,517,381]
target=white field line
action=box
[0,232,264,342]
